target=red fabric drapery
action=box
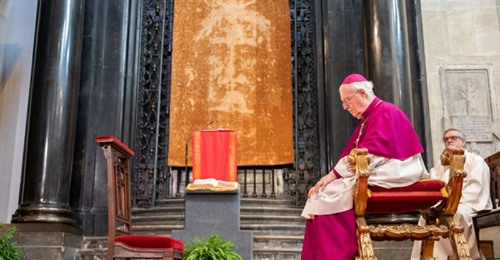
[192,130,237,182]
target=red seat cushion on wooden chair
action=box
[115,235,184,250]
[366,180,447,214]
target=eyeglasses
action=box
[442,136,461,142]
[342,91,359,105]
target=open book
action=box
[186,178,239,191]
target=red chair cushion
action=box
[369,179,446,192]
[115,235,184,250]
[366,180,446,214]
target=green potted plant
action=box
[183,234,242,260]
[0,224,23,260]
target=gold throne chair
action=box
[350,147,471,260]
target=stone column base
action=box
[9,223,82,260]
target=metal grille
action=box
[133,0,318,207]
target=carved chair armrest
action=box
[350,147,466,219]
[349,148,370,217]
[430,147,466,218]
[96,135,134,158]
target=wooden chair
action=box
[96,136,184,260]
[472,151,500,251]
[350,147,470,260]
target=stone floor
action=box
[373,240,414,259]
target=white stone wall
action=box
[0,0,37,223]
[421,0,500,161]
[421,0,500,257]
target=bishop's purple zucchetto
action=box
[342,73,367,84]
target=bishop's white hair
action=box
[350,81,374,96]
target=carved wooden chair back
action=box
[472,151,500,248]
[96,136,184,260]
[485,151,500,208]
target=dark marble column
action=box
[320,0,365,169]
[363,0,414,122]
[70,0,139,236]
[11,0,85,225]
[362,0,424,224]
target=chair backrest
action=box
[485,151,500,209]
[96,136,135,258]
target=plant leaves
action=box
[182,234,243,260]
[0,224,23,260]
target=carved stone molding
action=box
[439,64,499,157]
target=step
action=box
[74,238,415,260]
[242,223,305,231]
[253,249,302,260]
[75,248,107,260]
[132,214,185,225]
[241,214,304,225]
[75,198,418,260]
[81,236,107,250]
[132,205,185,216]
[241,205,303,215]
[130,197,306,260]
[130,225,183,235]
[253,234,303,251]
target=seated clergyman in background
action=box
[411,128,493,260]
